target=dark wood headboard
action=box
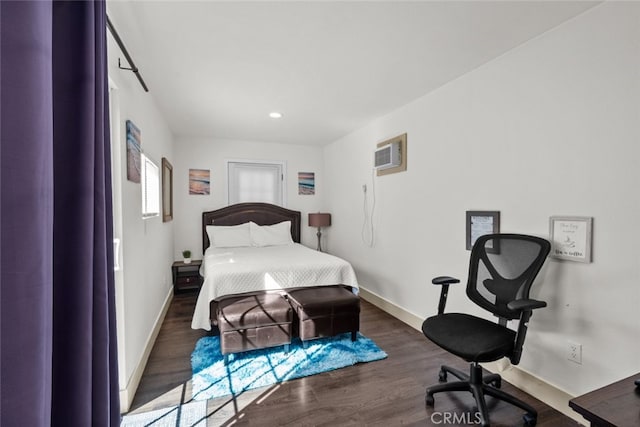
[202,203,302,252]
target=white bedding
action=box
[191,243,359,330]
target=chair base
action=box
[426,363,537,427]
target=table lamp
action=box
[308,212,331,252]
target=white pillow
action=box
[206,223,252,248]
[250,221,294,247]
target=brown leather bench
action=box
[287,286,360,343]
[216,292,292,363]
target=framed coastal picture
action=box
[549,216,593,263]
[298,172,315,195]
[125,120,141,183]
[189,169,210,195]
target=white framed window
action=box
[141,153,160,218]
[227,160,286,206]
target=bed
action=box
[191,203,360,335]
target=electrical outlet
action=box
[567,341,582,364]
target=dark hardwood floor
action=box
[129,293,579,426]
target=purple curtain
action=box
[1,1,120,426]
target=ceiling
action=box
[106,1,598,146]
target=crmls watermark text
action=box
[430,411,482,425]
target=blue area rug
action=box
[191,332,387,401]
[120,401,207,426]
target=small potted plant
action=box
[182,250,192,264]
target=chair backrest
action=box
[467,234,551,321]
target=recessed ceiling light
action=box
[269,112,283,119]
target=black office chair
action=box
[422,233,550,427]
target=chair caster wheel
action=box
[425,394,435,406]
[438,370,447,382]
[523,413,537,427]
[492,378,502,388]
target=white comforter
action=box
[191,243,359,330]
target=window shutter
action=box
[228,162,283,206]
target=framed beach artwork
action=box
[189,169,210,195]
[298,172,315,195]
[125,120,141,183]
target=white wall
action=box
[173,138,326,259]
[107,13,175,402]
[324,2,640,397]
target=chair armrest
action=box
[508,298,547,365]
[507,299,547,311]
[432,276,460,285]
[432,276,460,314]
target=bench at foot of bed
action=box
[216,292,292,363]
[287,285,360,343]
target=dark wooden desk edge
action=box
[568,401,614,427]
[568,372,640,427]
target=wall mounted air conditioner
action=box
[374,141,401,170]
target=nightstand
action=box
[171,260,203,294]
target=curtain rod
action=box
[106,15,149,92]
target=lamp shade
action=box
[309,212,331,228]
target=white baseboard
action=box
[358,287,424,331]
[482,360,587,425]
[119,288,173,413]
[358,286,587,426]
